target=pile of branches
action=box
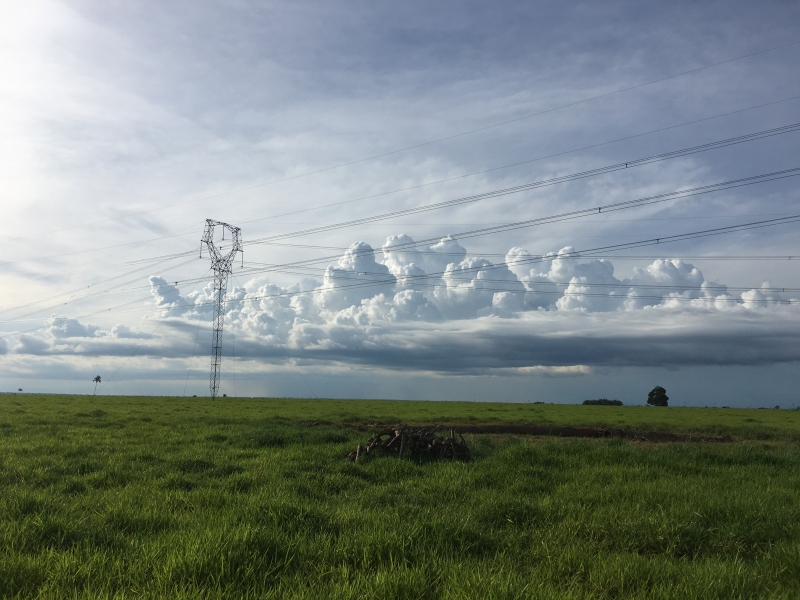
[347,426,470,463]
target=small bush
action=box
[583,399,623,406]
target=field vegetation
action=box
[1,395,799,598]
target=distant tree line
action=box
[583,399,623,406]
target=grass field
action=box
[1,395,799,598]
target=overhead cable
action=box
[237,168,800,275]
[8,213,794,322]
[5,40,800,245]
[243,123,800,246]
[239,94,800,226]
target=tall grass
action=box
[0,396,798,598]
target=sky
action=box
[1,0,799,406]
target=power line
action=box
[260,267,800,293]
[242,123,800,246]
[0,253,197,315]
[96,269,211,394]
[1,250,783,311]
[235,168,800,276]
[2,249,197,280]
[243,251,800,260]
[13,164,789,322]
[5,40,799,244]
[5,147,798,325]
[0,256,200,322]
[4,256,796,325]
[5,164,796,324]
[225,214,800,303]
[0,227,201,267]
[236,94,800,228]
[11,213,795,323]
[6,97,798,270]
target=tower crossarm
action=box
[202,219,242,265]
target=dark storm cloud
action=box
[225,309,800,372]
[27,304,795,373]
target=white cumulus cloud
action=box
[12,235,799,374]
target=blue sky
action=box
[1,0,799,405]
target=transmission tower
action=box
[201,219,242,399]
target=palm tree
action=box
[93,376,101,396]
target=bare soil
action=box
[334,423,732,443]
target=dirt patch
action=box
[299,420,731,443]
[346,423,731,443]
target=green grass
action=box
[1,395,799,598]
[9,394,800,438]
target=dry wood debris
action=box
[347,426,470,462]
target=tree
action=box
[647,386,668,407]
[93,376,101,396]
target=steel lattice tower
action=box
[201,219,242,399]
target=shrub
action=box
[582,399,623,406]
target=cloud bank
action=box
[11,235,800,374]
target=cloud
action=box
[433,256,526,319]
[15,234,744,376]
[47,314,103,338]
[501,246,777,314]
[382,233,425,280]
[257,307,800,372]
[149,276,185,308]
[317,242,396,311]
[509,365,595,377]
[622,259,720,310]
[111,324,152,339]
[19,235,798,376]
[344,290,443,323]
[11,302,800,373]
[15,334,51,355]
[383,234,467,281]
